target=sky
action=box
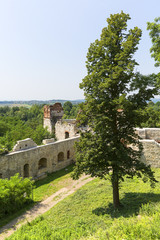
[0,0,160,101]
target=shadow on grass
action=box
[0,201,35,230]
[34,164,74,189]
[92,192,160,218]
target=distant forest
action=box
[0,101,79,153]
[0,99,84,107]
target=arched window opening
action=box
[67,150,70,159]
[38,158,47,169]
[58,152,64,162]
[65,131,69,139]
[24,164,29,178]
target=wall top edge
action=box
[7,136,80,156]
[135,128,160,130]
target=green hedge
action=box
[0,174,34,219]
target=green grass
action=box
[33,164,74,201]
[0,165,74,228]
[6,169,160,240]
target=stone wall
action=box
[43,118,53,133]
[13,138,37,152]
[136,128,160,142]
[0,136,79,180]
[42,138,55,144]
[140,140,160,168]
[43,103,64,133]
[1,128,160,181]
[55,120,79,140]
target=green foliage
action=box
[0,144,8,155]
[72,12,159,208]
[0,165,74,228]
[63,101,79,119]
[33,164,74,201]
[147,17,160,67]
[0,104,52,151]
[6,169,160,240]
[0,174,34,219]
[141,101,160,128]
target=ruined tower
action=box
[43,103,64,133]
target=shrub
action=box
[0,173,34,219]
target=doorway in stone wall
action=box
[38,158,47,169]
[58,152,64,162]
[24,164,29,178]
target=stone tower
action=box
[43,103,64,133]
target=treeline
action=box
[0,102,79,152]
[0,105,51,152]
[0,174,34,219]
[0,99,84,106]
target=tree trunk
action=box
[112,174,120,209]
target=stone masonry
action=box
[13,138,37,152]
[136,128,160,168]
[1,117,160,180]
[0,137,79,180]
[43,103,78,140]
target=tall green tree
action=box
[72,12,158,209]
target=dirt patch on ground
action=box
[0,175,93,240]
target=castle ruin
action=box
[43,103,79,140]
[0,102,160,180]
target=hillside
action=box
[6,168,160,240]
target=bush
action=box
[0,174,34,219]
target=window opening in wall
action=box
[0,173,2,178]
[65,131,69,139]
[24,164,29,178]
[67,150,70,159]
[38,158,47,169]
[58,152,64,162]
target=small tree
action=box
[72,12,159,209]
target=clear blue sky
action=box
[0,0,160,101]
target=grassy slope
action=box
[7,169,160,240]
[33,164,75,201]
[0,165,74,228]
